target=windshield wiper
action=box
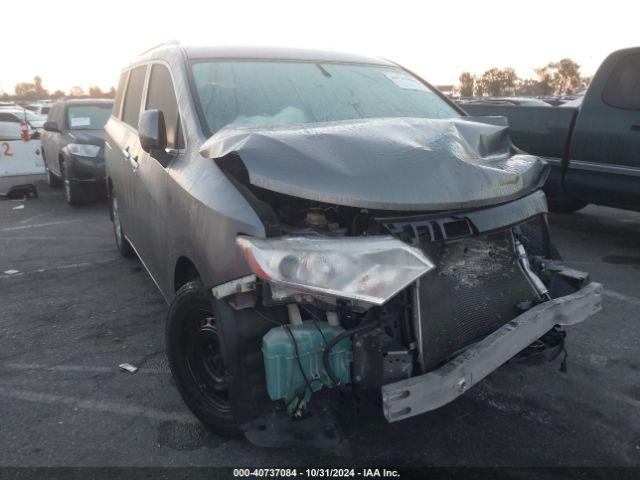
[315,64,332,78]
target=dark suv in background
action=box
[41,98,113,205]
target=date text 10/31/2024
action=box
[233,469,401,478]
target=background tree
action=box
[14,76,49,100]
[14,81,38,100]
[457,57,591,97]
[69,86,85,97]
[533,67,555,95]
[33,76,48,98]
[459,72,475,97]
[501,67,518,95]
[478,68,502,96]
[517,78,543,96]
[88,86,104,97]
[536,58,583,95]
[52,89,65,99]
[477,67,518,96]
[107,86,116,98]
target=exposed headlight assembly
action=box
[67,143,101,157]
[237,235,434,306]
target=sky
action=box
[1,0,638,94]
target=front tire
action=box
[45,162,62,188]
[62,162,85,206]
[166,280,239,436]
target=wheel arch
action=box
[58,153,65,175]
[174,255,202,293]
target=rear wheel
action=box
[166,280,239,436]
[110,193,135,258]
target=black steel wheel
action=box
[166,280,239,436]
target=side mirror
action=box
[43,121,59,132]
[138,109,167,154]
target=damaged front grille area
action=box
[377,191,550,371]
[413,230,538,371]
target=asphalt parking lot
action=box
[1,183,639,467]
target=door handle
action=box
[122,146,131,160]
[129,155,139,171]
[631,124,640,131]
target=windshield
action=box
[67,104,112,130]
[191,61,459,135]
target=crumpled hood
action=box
[200,116,548,211]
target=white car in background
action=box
[25,103,52,116]
[0,112,45,196]
[0,107,46,131]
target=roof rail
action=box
[139,40,180,56]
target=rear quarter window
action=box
[121,66,147,128]
[113,71,128,120]
[602,53,640,110]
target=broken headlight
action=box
[236,235,434,306]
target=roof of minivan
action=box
[137,45,395,67]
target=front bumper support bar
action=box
[381,282,602,422]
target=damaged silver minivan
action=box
[105,44,602,438]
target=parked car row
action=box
[24,102,52,116]
[457,96,555,107]
[455,94,584,107]
[0,98,112,203]
[0,106,46,132]
[40,99,112,205]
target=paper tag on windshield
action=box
[384,72,429,91]
[70,117,91,127]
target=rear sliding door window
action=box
[145,64,184,148]
[113,71,128,119]
[603,54,640,110]
[122,66,147,128]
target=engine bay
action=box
[212,187,582,421]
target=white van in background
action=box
[0,119,45,197]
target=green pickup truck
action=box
[462,47,640,213]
